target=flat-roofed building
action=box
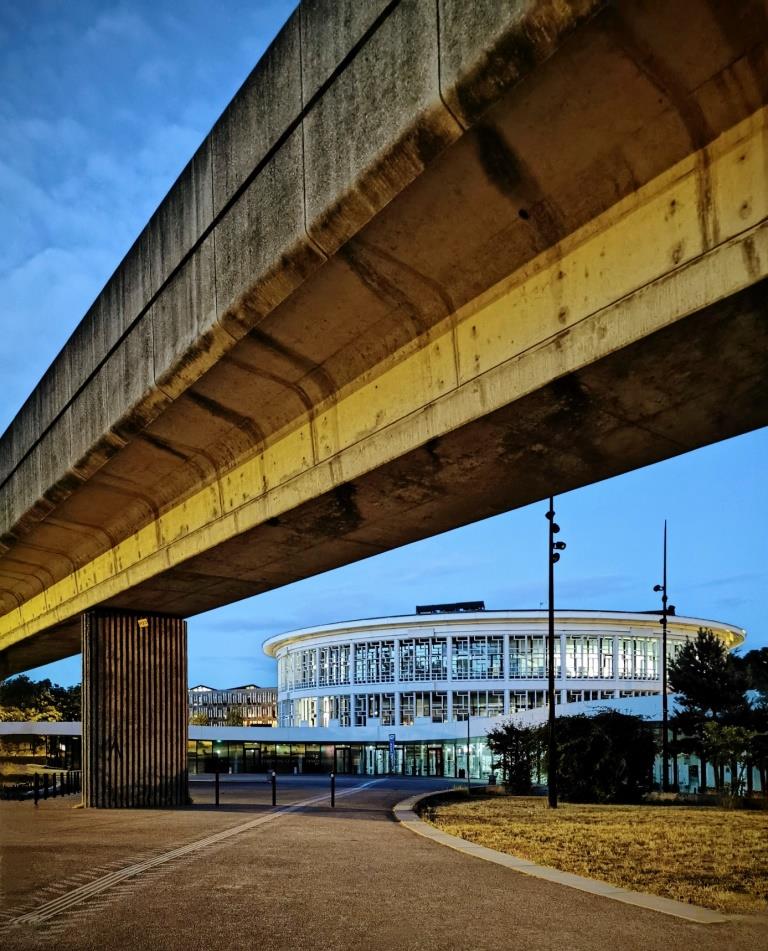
[188,684,276,727]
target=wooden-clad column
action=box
[82,610,188,808]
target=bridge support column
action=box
[82,610,188,808]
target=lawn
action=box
[424,795,768,914]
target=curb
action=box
[393,791,730,925]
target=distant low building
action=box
[188,684,276,726]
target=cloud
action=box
[685,572,766,591]
[84,8,154,46]
[135,58,176,88]
[0,245,115,432]
[714,596,749,610]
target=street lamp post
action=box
[546,496,566,809]
[653,521,675,793]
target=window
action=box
[619,637,659,680]
[278,700,293,727]
[508,635,560,678]
[452,690,503,719]
[319,645,351,686]
[566,689,602,703]
[452,635,504,680]
[354,641,395,684]
[295,697,316,725]
[296,650,317,689]
[399,638,447,681]
[564,636,613,678]
[380,694,395,726]
[354,693,395,726]
[510,689,546,712]
[334,695,351,727]
[399,691,447,725]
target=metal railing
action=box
[0,770,82,802]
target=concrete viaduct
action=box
[1,0,767,805]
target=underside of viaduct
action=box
[1,0,767,804]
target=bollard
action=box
[330,772,336,808]
[34,773,40,806]
[271,770,277,807]
[52,773,57,799]
[43,774,49,800]
[215,761,220,808]
[60,772,65,796]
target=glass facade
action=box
[274,623,703,728]
[188,684,276,726]
[187,738,495,781]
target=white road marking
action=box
[7,780,381,927]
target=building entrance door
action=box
[427,746,444,777]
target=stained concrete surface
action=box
[1,777,767,951]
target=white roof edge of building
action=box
[262,610,746,656]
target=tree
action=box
[738,647,768,702]
[486,721,539,793]
[702,723,753,796]
[667,628,747,722]
[189,712,210,726]
[554,711,657,803]
[0,675,80,722]
[668,628,756,794]
[50,683,81,721]
[748,721,768,797]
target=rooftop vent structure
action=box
[415,601,485,615]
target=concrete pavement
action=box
[2,777,767,950]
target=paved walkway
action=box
[2,777,767,950]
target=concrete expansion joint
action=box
[392,790,731,925]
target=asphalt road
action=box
[1,776,767,951]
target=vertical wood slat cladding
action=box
[81,610,187,808]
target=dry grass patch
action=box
[425,795,768,914]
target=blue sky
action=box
[2,1,766,689]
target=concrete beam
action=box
[1,106,766,675]
[0,0,609,538]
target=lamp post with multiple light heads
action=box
[653,520,675,793]
[546,496,566,809]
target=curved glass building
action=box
[183,605,748,784]
[264,607,744,731]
